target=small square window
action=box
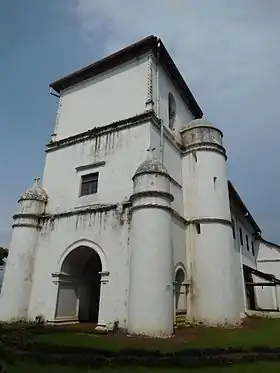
[80,172,99,196]
[246,234,249,251]
[239,228,243,246]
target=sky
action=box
[1,0,280,247]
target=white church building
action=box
[1,35,280,337]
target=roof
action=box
[243,264,280,285]
[255,236,280,251]
[49,35,203,118]
[228,181,261,233]
[133,150,170,180]
[19,178,48,203]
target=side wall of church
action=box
[256,240,280,311]
[54,54,150,140]
[230,200,258,313]
[28,208,130,327]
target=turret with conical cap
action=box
[0,178,48,322]
[127,147,174,337]
[181,118,242,326]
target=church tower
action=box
[0,178,47,321]
[127,149,174,337]
[181,119,241,325]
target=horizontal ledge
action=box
[130,190,174,203]
[181,143,227,159]
[12,223,40,229]
[189,217,232,227]
[76,161,106,172]
[257,259,280,263]
[45,110,160,152]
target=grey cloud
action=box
[71,0,280,241]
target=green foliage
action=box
[0,248,8,268]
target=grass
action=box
[5,318,280,372]
[7,361,280,373]
[33,318,280,351]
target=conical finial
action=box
[33,177,40,188]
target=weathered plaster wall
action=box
[150,125,186,271]
[55,54,149,140]
[252,273,277,311]
[42,123,151,213]
[230,201,258,314]
[181,124,242,325]
[156,64,194,136]
[28,208,130,327]
[256,240,280,310]
[231,207,257,270]
[150,125,183,215]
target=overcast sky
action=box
[1,0,280,247]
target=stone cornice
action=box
[182,142,227,160]
[12,223,41,229]
[189,217,232,227]
[45,109,185,156]
[130,190,174,203]
[13,213,40,220]
[180,123,223,137]
[45,111,161,153]
[12,203,232,230]
[75,161,106,172]
[43,203,121,220]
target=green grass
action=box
[7,361,280,373]
[33,318,280,351]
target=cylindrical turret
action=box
[0,178,47,322]
[127,149,174,337]
[181,119,241,326]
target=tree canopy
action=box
[0,247,8,267]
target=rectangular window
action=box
[246,234,249,251]
[251,241,255,256]
[232,219,236,239]
[239,228,243,246]
[80,172,99,196]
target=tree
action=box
[0,248,8,268]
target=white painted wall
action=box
[253,273,277,311]
[43,123,151,213]
[128,169,174,337]
[231,208,257,270]
[256,240,280,311]
[157,65,194,137]
[0,225,39,321]
[230,199,258,315]
[55,55,149,140]
[150,124,187,294]
[150,125,183,214]
[28,210,130,328]
[181,122,242,325]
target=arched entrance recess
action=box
[174,267,186,311]
[55,246,102,322]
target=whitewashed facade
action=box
[1,36,280,337]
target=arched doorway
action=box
[55,246,102,323]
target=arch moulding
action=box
[55,238,109,274]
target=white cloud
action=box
[71,0,280,241]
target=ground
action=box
[3,317,280,372]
